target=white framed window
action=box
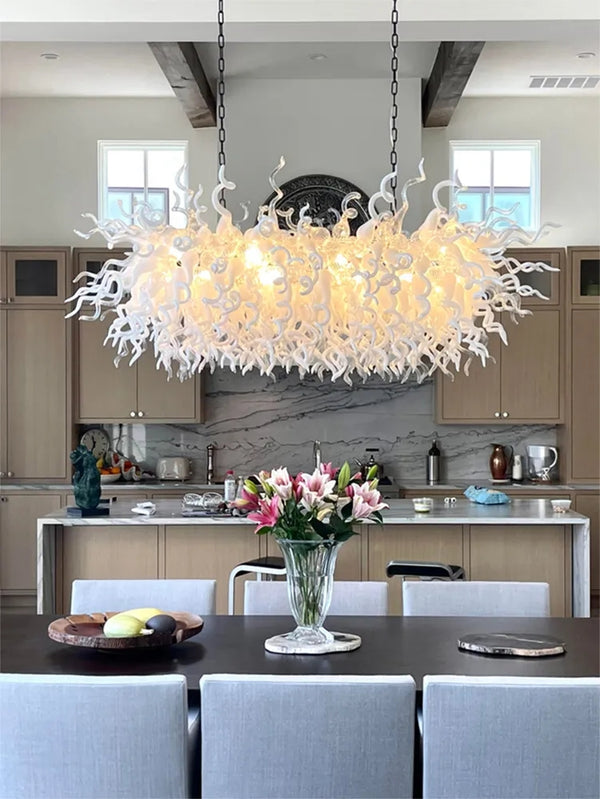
[450,141,540,231]
[98,140,188,227]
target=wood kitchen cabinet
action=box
[0,247,69,306]
[569,246,600,305]
[74,248,203,424]
[436,309,562,424]
[0,492,63,609]
[164,524,262,614]
[60,525,160,613]
[504,247,563,307]
[367,524,465,615]
[469,524,570,616]
[0,308,71,481]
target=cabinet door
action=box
[504,248,563,307]
[436,334,502,423]
[573,493,600,594]
[136,349,202,422]
[0,493,63,591]
[6,310,68,479]
[367,524,465,615]
[569,246,600,306]
[0,312,6,477]
[5,248,68,304]
[500,310,561,422]
[165,524,260,614]
[570,310,600,481]
[469,524,569,616]
[61,525,159,613]
[77,318,137,421]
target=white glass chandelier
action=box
[67,2,556,385]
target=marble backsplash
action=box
[99,369,558,484]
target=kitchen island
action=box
[37,499,590,617]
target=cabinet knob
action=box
[1,497,7,502]
[7,471,14,477]
[137,410,144,417]
[0,471,4,477]
[7,297,14,303]
[494,411,501,418]
[502,411,509,418]
[130,411,136,417]
[0,298,6,304]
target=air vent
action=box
[529,75,599,89]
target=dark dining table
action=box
[2,614,599,698]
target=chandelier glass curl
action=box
[66,2,558,385]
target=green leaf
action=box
[337,461,351,490]
[366,465,379,481]
[254,525,271,535]
[334,529,358,542]
[244,479,258,494]
[310,517,333,539]
[372,511,383,524]
[341,499,353,520]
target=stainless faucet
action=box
[313,440,322,471]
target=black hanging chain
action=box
[389,0,399,202]
[217,0,227,204]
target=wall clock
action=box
[263,174,370,235]
[80,428,111,460]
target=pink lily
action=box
[265,467,293,500]
[346,481,388,521]
[248,495,281,532]
[232,486,260,512]
[298,469,337,511]
[319,461,336,478]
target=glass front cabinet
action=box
[569,246,600,305]
[0,247,70,305]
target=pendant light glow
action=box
[67,159,557,384]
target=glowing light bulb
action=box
[258,266,280,286]
[245,244,264,269]
[335,254,349,268]
[195,270,211,281]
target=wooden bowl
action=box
[48,611,203,650]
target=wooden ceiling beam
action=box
[422,41,484,128]
[148,42,216,128]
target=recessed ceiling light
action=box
[40,52,60,60]
[577,52,596,59]
[309,53,327,61]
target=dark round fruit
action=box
[145,614,177,634]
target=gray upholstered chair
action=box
[200,674,416,798]
[422,675,600,799]
[243,579,388,616]
[402,580,550,616]
[70,578,217,615]
[0,673,191,799]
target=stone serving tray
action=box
[457,632,566,657]
[48,612,203,650]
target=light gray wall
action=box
[422,97,600,247]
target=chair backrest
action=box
[422,675,600,799]
[0,673,189,799]
[201,674,415,798]
[70,578,216,615]
[402,580,550,616]
[243,580,388,616]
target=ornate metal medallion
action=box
[263,174,370,234]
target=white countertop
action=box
[39,498,589,527]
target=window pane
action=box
[147,149,186,187]
[493,149,531,188]
[107,190,133,219]
[493,191,531,228]
[132,190,168,214]
[106,149,144,187]
[456,190,487,223]
[453,149,491,188]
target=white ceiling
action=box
[1,40,599,98]
[465,41,600,97]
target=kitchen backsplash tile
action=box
[102,369,557,483]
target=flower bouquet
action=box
[235,462,388,653]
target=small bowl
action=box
[413,497,433,513]
[100,473,121,484]
[551,499,571,513]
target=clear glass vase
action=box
[276,538,342,647]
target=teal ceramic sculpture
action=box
[71,445,101,510]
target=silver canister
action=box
[426,439,441,485]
